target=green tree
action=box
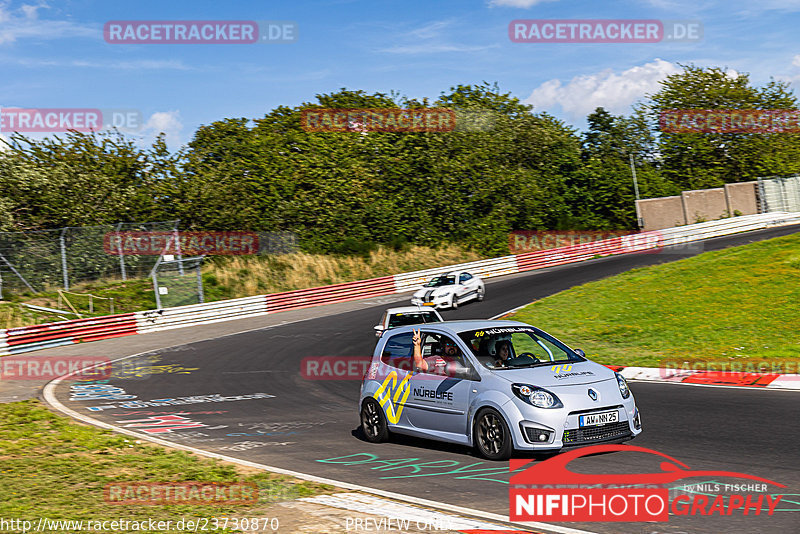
[643,65,800,189]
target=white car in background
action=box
[410,271,485,310]
[374,306,444,337]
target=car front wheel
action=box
[474,408,513,460]
[476,287,485,301]
[361,398,389,443]
[450,294,458,309]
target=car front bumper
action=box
[502,396,642,451]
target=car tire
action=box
[473,408,513,460]
[451,294,458,309]
[361,398,389,443]
[476,287,485,301]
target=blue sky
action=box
[1,0,799,150]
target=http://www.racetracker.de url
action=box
[0,517,280,532]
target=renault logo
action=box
[588,388,598,401]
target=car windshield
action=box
[458,326,585,369]
[387,311,441,328]
[424,275,456,287]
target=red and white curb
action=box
[611,366,800,390]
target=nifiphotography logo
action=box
[509,444,785,522]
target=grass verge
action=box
[0,400,333,533]
[510,232,800,367]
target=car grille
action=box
[563,421,631,445]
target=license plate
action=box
[579,410,619,427]
[422,302,436,306]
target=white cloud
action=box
[409,20,452,40]
[793,54,800,68]
[20,3,42,19]
[2,56,193,70]
[489,0,560,7]
[144,111,183,148]
[379,19,494,55]
[524,59,682,120]
[381,43,498,54]
[0,2,97,45]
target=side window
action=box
[381,332,414,372]
[419,333,469,374]
[459,273,472,283]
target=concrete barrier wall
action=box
[638,196,685,231]
[682,188,727,223]
[638,181,759,230]
[725,182,759,215]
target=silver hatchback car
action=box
[359,320,642,460]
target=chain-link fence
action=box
[0,221,179,298]
[758,175,800,213]
[0,224,299,300]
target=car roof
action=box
[384,306,442,314]
[388,319,529,335]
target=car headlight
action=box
[616,372,631,399]
[512,383,563,409]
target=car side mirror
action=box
[574,348,586,357]
[454,367,481,381]
[374,325,385,337]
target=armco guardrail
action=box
[265,276,396,313]
[1,212,798,355]
[3,313,138,355]
[136,295,268,334]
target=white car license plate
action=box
[579,410,619,427]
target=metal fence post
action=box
[173,223,184,276]
[150,251,165,309]
[60,228,69,291]
[196,263,204,303]
[152,271,162,309]
[0,253,35,293]
[115,222,127,281]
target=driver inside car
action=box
[412,328,463,375]
[491,337,540,367]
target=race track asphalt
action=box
[53,225,800,534]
